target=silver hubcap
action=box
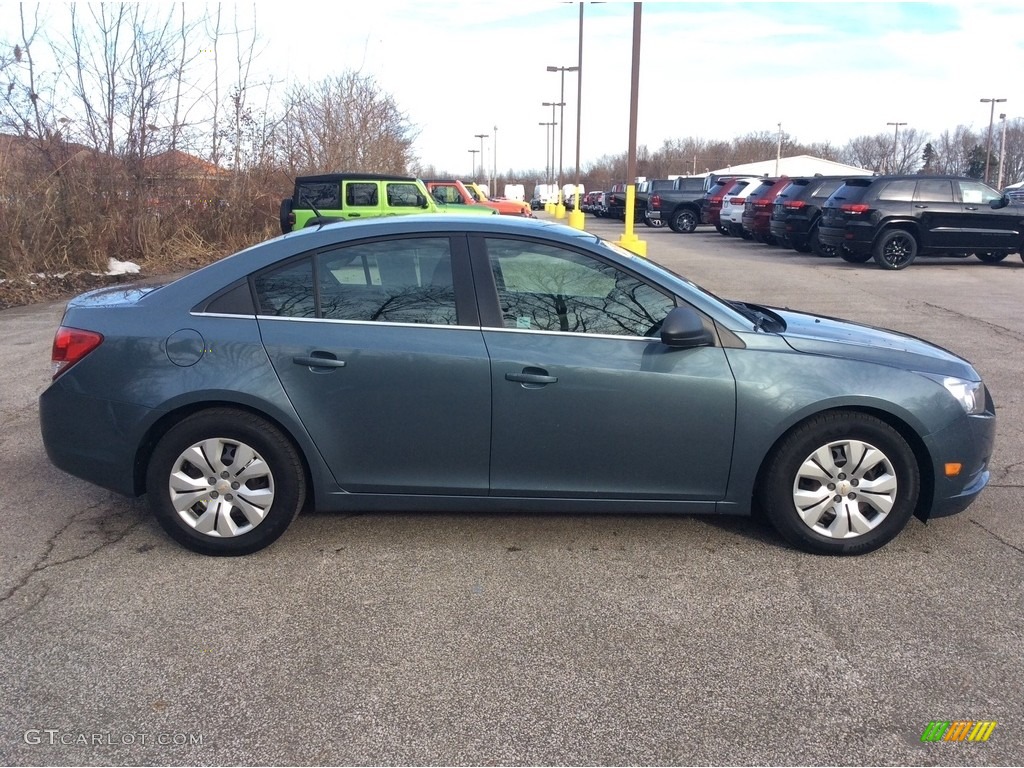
[791,439,897,539]
[168,438,275,538]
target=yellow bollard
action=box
[615,185,647,256]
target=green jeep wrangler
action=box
[279,173,495,233]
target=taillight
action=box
[51,326,104,380]
[840,203,870,214]
[650,194,661,209]
[753,199,771,208]
[731,197,746,206]
[783,200,807,210]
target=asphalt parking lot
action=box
[1,215,1022,766]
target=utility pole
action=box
[980,98,1006,184]
[997,112,1007,190]
[886,121,906,173]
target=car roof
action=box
[295,173,417,183]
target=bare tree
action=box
[280,72,419,174]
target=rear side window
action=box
[253,238,458,326]
[318,238,457,325]
[748,181,776,199]
[876,180,916,202]
[295,182,340,209]
[915,180,954,203]
[346,183,379,207]
[254,258,316,318]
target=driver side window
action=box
[484,238,675,337]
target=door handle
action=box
[914,204,928,208]
[505,368,557,386]
[965,206,979,211]
[293,355,346,369]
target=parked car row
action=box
[657,173,1024,270]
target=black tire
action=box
[809,225,837,258]
[761,412,919,555]
[146,409,306,556]
[716,224,730,236]
[974,251,1007,263]
[279,197,294,234]
[669,208,699,234]
[873,229,918,270]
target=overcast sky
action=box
[5,1,1024,177]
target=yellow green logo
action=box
[921,721,997,742]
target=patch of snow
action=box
[107,258,141,276]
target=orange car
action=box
[463,181,534,217]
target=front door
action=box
[477,237,736,501]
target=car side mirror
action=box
[660,306,714,348]
[418,194,430,208]
[989,195,1009,210]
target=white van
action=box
[504,184,525,202]
[563,183,585,209]
[531,184,559,210]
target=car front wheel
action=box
[761,412,919,555]
[974,251,1007,263]
[146,409,306,555]
[873,230,918,269]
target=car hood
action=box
[775,307,978,380]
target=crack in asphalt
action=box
[970,518,1024,556]
[921,302,1024,342]
[0,495,143,626]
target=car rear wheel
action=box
[716,224,729,236]
[873,230,918,270]
[669,209,698,233]
[146,409,306,556]
[974,251,1007,263]
[761,412,919,555]
[809,225,836,257]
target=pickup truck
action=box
[645,176,711,233]
[635,180,678,227]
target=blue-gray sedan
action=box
[40,216,995,555]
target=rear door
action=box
[255,234,491,494]
[912,179,962,250]
[341,181,383,219]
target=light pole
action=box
[547,65,579,219]
[981,98,1006,184]
[569,2,586,229]
[474,133,489,187]
[615,2,646,257]
[493,124,498,198]
[886,121,906,173]
[468,149,478,179]
[538,121,555,187]
[775,122,783,176]
[997,112,1007,190]
[541,101,563,213]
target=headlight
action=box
[920,373,987,415]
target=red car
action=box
[741,177,791,244]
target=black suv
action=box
[819,175,1024,269]
[769,176,847,255]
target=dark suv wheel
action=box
[873,230,918,270]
